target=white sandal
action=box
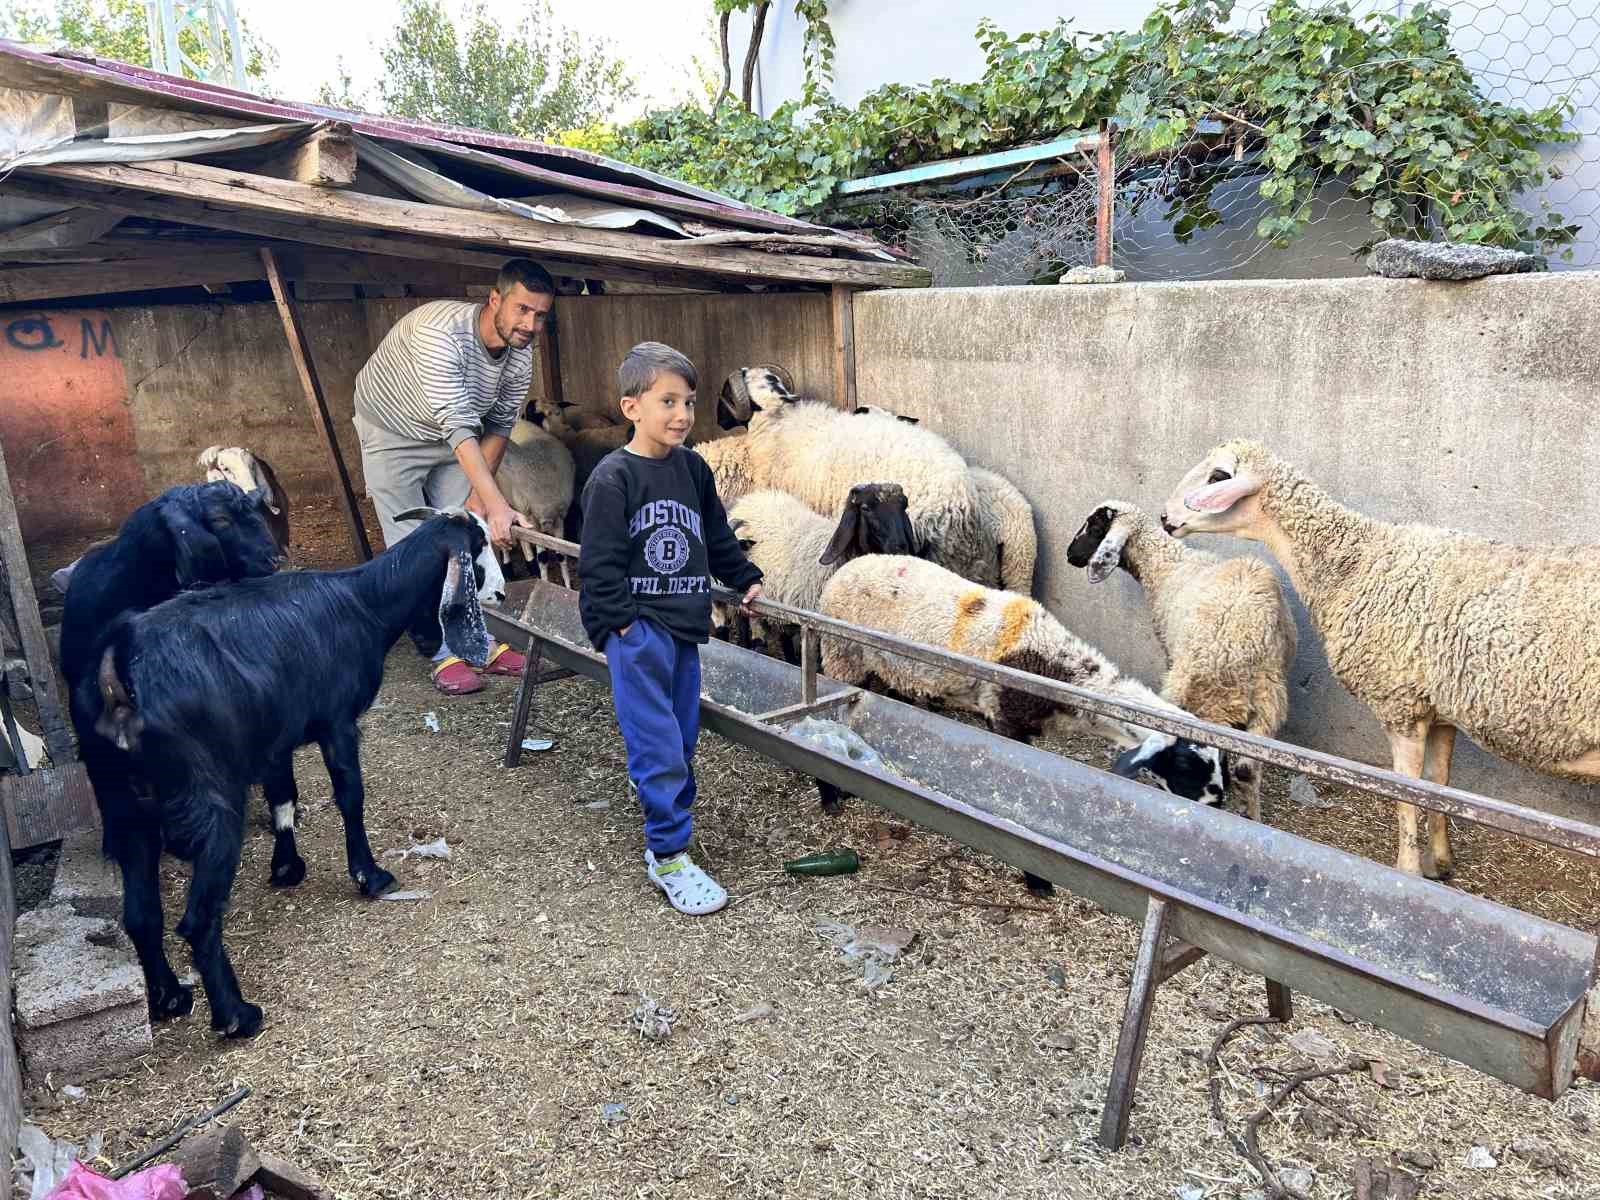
[645,850,728,916]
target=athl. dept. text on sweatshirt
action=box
[577,446,763,649]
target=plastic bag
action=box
[815,921,916,988]
[788,718,886,771]
[45,1161,187,1200]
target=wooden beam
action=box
[0,437,74,767]
[269,247,493,290]
[24,160,931,288]
[830,284,858,411]
[2,177,744,292]
[0,252,265,304]
[249,121,357,188]
[259,248,373,563]
[535,310,564,414]
[1094,123,1116,269]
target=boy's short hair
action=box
[619,342,698,398]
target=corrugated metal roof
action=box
[0,39,832,236]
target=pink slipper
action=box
[481,643,526,677]
[432,657,484,695]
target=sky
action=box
[240,0,720,119]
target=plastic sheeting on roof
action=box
[1,119,309,171]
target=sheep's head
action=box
[820,482,920,566]
[1112,732,1230,807]
[719,364,797,429]
[1161,440,1272,539]
[198,446,282,517]
[1066,500,1143,583]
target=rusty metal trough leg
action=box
[1100,895,1173,1150]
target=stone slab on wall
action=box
[854,273,1600,819]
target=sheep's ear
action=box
[1086,524,1131,584]
[1184,471,1259,515]
[1112,734,1171,780]
[159,498,228,586]
[1066,505,1115,571]
[819,505,862,566]
[895,413,919,425]
[438,549,491,667]
[395,506,443,524]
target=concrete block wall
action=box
[853,272,1600,819]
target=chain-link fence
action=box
[841,0,1600,285]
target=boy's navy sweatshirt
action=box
[578,445,762,650]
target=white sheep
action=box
[819,554,1231,802]
[721,369,1000,586]
[717,483,919,661]
[1066,499,1296,821]
[1162,438,1600,878]
[495,423,576,587]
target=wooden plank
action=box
[259,247,373,562]
[24,160,931,288]
[1267,978,1294,1022]
[503,636,545,769]
[1158,940,1207,984]
[1100,894,1172,1150]
[0,438,74,767]
[254,121,357,188]
[830,284,858,410]
[0,252,264,304]
[3,176,746,292]
[1,763,97,850]
[271,247,493,290]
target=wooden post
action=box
[1094,121,1117,269]
[535,310,564,416]
[1100,895,1172,1150]
[1267,978,1294,1022]
[830,284,858,412]
[801,625,820,706]
[260,247,372,562]
[0,436,74,766]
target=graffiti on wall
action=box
[0,309,142,545]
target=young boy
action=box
[578,342,763,915]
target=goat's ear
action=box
[819,505,862,566]
[737,537,756,552]
[159,499,227,586]
[247,457,282,515]
[395,506,443,524]
[438,549,491,667]
[93,646,143,753]
[197,445,223,472]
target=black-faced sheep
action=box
[77,508,505,1038]
[717,483,919,664]
[1161,438,1600,878]
[1067,500,1296,821]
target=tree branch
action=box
[712,10,732,117]
[741,0,771,112]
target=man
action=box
[353,258,553,695]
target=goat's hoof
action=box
[1022,872,1054,898]
[150,982,194,1022]
[216,1001,264,1039]
[356,867,398,898]
[270,854,307,887]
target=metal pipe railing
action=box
[508,526,1600,861]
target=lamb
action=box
[718,369,1000,586]
[495,423,576,587]
[717,483,919,663]
[76,508,505,1038]
[1066,500,1296,821]
[1161,438,1600,878]
[820,554,1232,894]
[198,445,290,556]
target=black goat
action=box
[78,508,505,1038]
[60,481,282,690]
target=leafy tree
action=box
[370,0,636,139]
[2,0,276,88]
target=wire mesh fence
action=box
[843,0,1600,285]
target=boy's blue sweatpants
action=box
[606,617,702,857]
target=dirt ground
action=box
[16,499,1600,1200]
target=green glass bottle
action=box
[783,847,861,876]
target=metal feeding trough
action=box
[488,562,1599,1148]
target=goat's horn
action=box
[394,506,444,523]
